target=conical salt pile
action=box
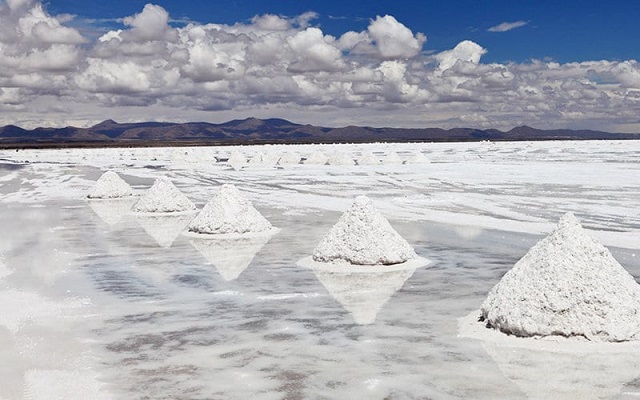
[278,152,301,165]
[132,177,195,214]
[227,151,246,169]
[357,152,380,166]
[481,212,640,342]
[383,152,403,165]
[405,152,430,164]
[327,152,355,166]
[304,151,328,165]
[312,196,417,265]
[187,184,275,236]
[87,171,133,199]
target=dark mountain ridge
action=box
[0,118,636,148]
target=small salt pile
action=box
[357,152,380,166]
[132,177,195,214]
[481,212,640,342]
[304,150,328,165]
[405,152,430,164]
[186,184,275,236]
[87,171,133,199]
[312,196,417,265]
[227,151,246,169]
[278,152,301,165]
[383,152,403,165]
[327,152,355,166]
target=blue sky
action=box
[49,0,639,63]
[1,0,639,132]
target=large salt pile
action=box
[481,212,640,342]
[132,177,196,214]
[87,171,133,199]
[186,184,276,236]
[308,196,424,266]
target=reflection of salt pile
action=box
[312,196,418,265]
[86,170,133,199]
[136,213,194,248]
[0,255,11,280]
[186,184,276,237]
[190,235,272,281]
[482,341,640,399]
[482,212,640,342]
[313,268,418,324]
[87,197,138,226]
[132,177,196,214]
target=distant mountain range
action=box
[0,117,636,148]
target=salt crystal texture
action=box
[86,171,133,199]
[312,196,417,265]
[481,212,640,342]
[132,177,195,214]
[187,184,274,236]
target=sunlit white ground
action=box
[1,140,639,399]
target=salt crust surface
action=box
[186,184,276,236]
[132,177,196,214]
[86,171,133,199]
[481,212,640,342]
[312,196,418,266]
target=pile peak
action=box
[312,196,417,265]
[481,212,640,342]
[187,184,274,236]
[87,170,133,199]
[132,177,195,214]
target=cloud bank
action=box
[0,2,639,133]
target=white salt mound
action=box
[313,196,417,265]
[481,212,640,342]
[304,151,328,165]
[227,151,246,169]
[405,152,430,164]
[357,152,380,166]
[383,152,403,165]
[87,171,133,199]
[132,177,195,214]
[187,184,274,236]
[327,152,355,166]
[278,152,301,165]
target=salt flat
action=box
[0,140,639,399]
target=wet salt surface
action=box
[1,142,640,399]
